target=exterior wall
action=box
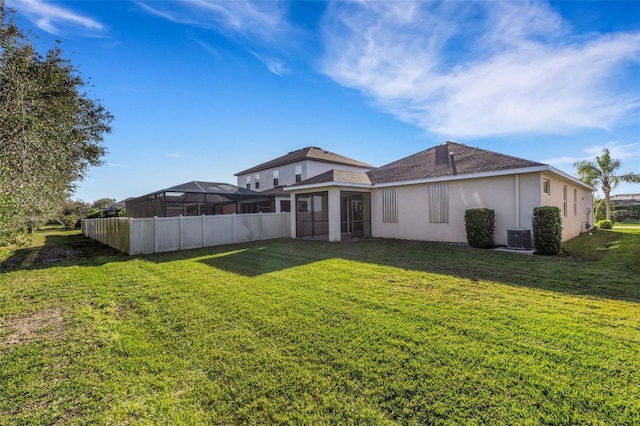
[372,175,526,245]
[539,172,594,241]
[371,172,592,245]
[237,160,370,192]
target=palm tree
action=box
[574,148,640,221]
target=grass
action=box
[1,227,639,424]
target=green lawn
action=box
[1,228,639,424]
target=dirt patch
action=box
[1,308,64,347]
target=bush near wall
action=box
[464,208,495,248]
[532,206,562,255]
[596,220,613,229]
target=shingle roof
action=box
[367,141,544,184]
[293,169,372,187]
[234,147,373,176]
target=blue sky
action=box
[7,0,640,202]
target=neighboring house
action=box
[234,147,373,213]
[125,181,268,218]
[285,141,595,247]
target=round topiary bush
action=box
[596,219,613,229]
[532,206,562,255]
[464,208,495,248]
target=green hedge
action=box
[532,206,562,255]
[596,219,613,229]
[464,208,495,248]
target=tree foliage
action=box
[91,198,116,209]
[574,148,640,221]
[0,4,113,244]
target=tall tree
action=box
[91,198,116,209]
[574,148,640,221]
[0,3,113,244]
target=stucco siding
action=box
[370,173,592,246]
[372,175,528,245]
[237,160,370,192]
[539,172,593,241]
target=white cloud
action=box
[543,142,640,166]
[584,142,640,160]
[137,0,292,75]
[164,153,181,159]
[8,0,104,36]
[250,50,286,76]
[137,0,289,42]
[321,1,640,138]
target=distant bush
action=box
[464,208,495,248]
[596,219,613,229]
[595,199,615,223]
[532,206,562,255]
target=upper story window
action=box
[273,169,279,187]
[245,176,251,189]
[254,174,260,190]
[543,178,551,195]
[295,164,302,183]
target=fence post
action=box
[201,214,206,248]
[179,215,184,250]
[233,213,237,244]
[259,211,263,240]
[154,216,158,254]
[129,217,134,255]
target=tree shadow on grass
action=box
[1,231,126,271]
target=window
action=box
[273,169,279,187]
[543,178,551,195]
[245,176,251,189]
[573,188,577,216]
[429,183,448,223]
[382,188,398,223]
[563,185,567,217]
[280,200,290,212]
[295,164,302,183]
[254,174,260,190]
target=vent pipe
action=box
[449,153,457,175]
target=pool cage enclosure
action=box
[125,181,273,218]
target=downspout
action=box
[515,174,520,228]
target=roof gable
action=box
[367,141,544,184]
[292,169,372,187]
[234,147,373,176]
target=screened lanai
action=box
[125,181,273,218]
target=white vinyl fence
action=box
[82,213,291,255]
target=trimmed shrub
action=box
[595,199,615,223]
[532,206,562,255]
[596,219,613,229]
[464,208,495,248]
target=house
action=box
[234,147,373,213]
[285,141,595,247]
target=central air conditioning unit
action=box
[507,228,531,249]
